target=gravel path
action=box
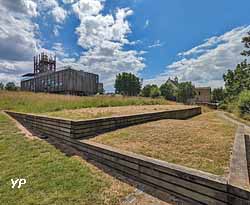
[216,111,250,134]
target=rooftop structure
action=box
[21,53,102,96]
[34,53,56,75]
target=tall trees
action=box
[141,84,153,97]
[160,83,175,100]
[223,30,250,99]
[149,85,160,98]
[238,90,250,115]
[223,60,250,98]
[221,31,250,116]
[141,84,160,98]
[241,31,250,57]
[142,79,196,102]
[5,82,17,91]
[115,72,196,102]
[115,73,142,96]
[212,87,225,102]
[0,82,4,90]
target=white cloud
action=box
[53,25,61,36]
[71,0,145,89]
[148,40,164,48]
[38,0,57,7]
[0,60,33,85]
[0,0,40,84]
[0,2,39,62]
[38,0,67,24]
[78,41,145,87]
[145,26,250,88]
[52,6,67,23]
[73,2,133,49]
[52,43,69,58]
[0,0,38,17]
[72,0,103,17]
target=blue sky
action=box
[0,0,250,91]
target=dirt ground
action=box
[89,111,237,176]
[45,104,191,120]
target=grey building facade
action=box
[21,53,101,95]
[21,68,99,95]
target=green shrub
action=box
[218,103,227,110]
[160,83,175,100]
[238,90,250,115]
[141,85,152,97]
[150,86,161,98]
[228,101,238,113]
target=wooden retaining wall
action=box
[228,126,250,204]
[72,140,250,205]
[6,108,250,204]
[6,107,201,139]
[71,107,201,138]
[196,102,218,109]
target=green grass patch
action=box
[220,97,250,123]
[0,91,170,114]
[0,113,132,205]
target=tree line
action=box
[214,31,250,118]
[114,72,196,103]
[0,82,18,91]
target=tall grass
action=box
[0,91,171,113]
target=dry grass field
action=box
[89,111,236,176]
[45,104,189,120]
[0,91,172,114]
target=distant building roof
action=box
[195,87,211,90]
[166,78,178,89]
[22,73,34,77]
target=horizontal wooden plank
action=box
[80,141,227,191]
[6,111,72,124]
[229,126,250,200]
[46,136,226,204]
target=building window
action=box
[199,92,201,96]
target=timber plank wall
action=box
[5,107,250,204]
[6,107,201,139]
[196,102,218,109]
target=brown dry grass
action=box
[89,111,236,176]
[71,156,135,205]
[45,104,190,120]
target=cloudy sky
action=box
[0,0,250,91]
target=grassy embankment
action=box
[0,91,171,114]
[90,111,237,176]
[0,90,235,204]
[220,99,250,126]
[0,113,134,205]
[0,91,173,204]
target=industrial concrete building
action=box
[21,53,101,95]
